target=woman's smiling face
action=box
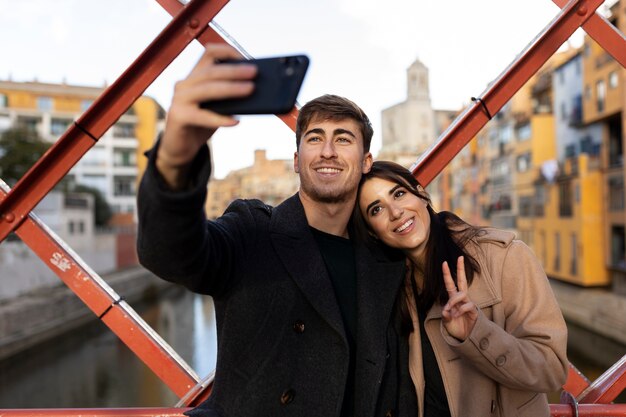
[359,177,431,261]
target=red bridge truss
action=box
[0,0,625,415]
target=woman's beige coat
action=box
[407,228,569,417]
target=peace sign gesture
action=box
[441,256,478,341]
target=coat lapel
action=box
[353,241,406,416]
[269,194,346,341]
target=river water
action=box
[0,285,624,407]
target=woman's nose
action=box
[389,204,404,220]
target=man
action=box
[137,43,416,417]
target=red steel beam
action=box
[563,363,591,397]
[0,0,230,242]
[577,354,626,403]
[411,0,604,187]
[155,0,299,132]
[550,404,626,416]
[0,409,190,417]
[0,180,200,399]
[553,0,626,67]
[5,404,626,417]
[0,0,231,401]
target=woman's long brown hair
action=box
[353,160,484,333]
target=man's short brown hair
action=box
[296,94,373,152]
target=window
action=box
[516,122,531,141]
[558,181,573,217]
[534,184,545,217]
[519,196,533,217]
[609,129,623,167]
[113,176,136,196]
[81,100,94,112]
[596,80,606,112]
[16,116,41,133]
[68,221,75,235]
[51,118,72,136]
[0,93,7,108]
[516,153,531,172]
[608,176,624,211]
[113,149,136,166]
[611,226,626,269]
[560,102,567,120]
[499,125,513,144]
[570,233,577,276]
[609,71,618,89]
[37,96,53,111]
[554,233,561,271]
[113,122,135,138]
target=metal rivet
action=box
[577,5,588,16]
[3,212,15,223]
[189,18,200,29]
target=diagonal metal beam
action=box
[0,0,230,402]
[553,0,626,67]
[0,180,200,399]
[0,0,230,242]
[411,0,604,187]
[577,354,626,403]
[155,0,299,131]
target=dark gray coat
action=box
[137,145,416,417]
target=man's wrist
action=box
[155,153,194,191]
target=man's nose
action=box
[320,140,337,158]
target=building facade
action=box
[205,149,299,219]
[0,80,165,223]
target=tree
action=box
[0,126,51,186]
[68,184,113,227]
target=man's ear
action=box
[362,152,373,174]
[293,152,300,173]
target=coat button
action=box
[496,355,506,366]
[293,320,305,333]
[479,338,490,350]
[280,388,296,405]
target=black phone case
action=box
[200,55,309,115]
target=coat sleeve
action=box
[136,141,262,297]
[443,240,569,392]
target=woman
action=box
[354,161,569,417]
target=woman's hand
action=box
[441,256,478,341]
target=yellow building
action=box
[0,80,165,223]
[581,1,626,291]
[205,149,299,219]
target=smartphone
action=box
[200,55,309,115]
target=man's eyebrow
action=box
[304,128,324,137]
[333,128,356,138]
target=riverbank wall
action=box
[0,266,172,361]
[1,270,625,363]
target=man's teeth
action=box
[316,168,341,173]
[395,219,413,233]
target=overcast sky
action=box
[0,0,594,178]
